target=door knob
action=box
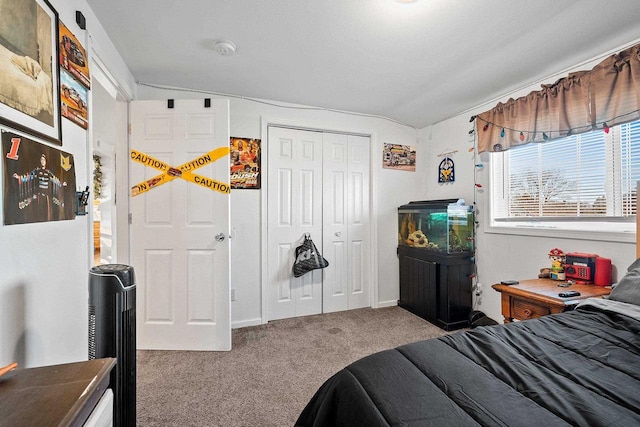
[215,233,226,242]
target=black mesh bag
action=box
[292,234,329,278]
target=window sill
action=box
[486,222,636,244]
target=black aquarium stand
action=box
[397,246,473,331]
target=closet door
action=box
[266,127,370,321]
[323,133,370,312]
[266,127,323,320]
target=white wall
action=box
[424,43,639,323]
[0,0,135,368]
[137,85,424,327]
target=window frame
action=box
[487,122,638,244]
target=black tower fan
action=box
[89,264,136,426]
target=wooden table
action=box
[492,278,611,323]
[0,358,115,427]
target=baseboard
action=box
[232,305,400,329]
[377,299,398,308]
[232,318,263,329]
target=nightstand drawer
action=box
[512,298,550,320]
[493,279,611,324]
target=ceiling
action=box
[85,0,640,129]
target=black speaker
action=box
[89,264,136,427]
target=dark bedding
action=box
[296,301,640,426]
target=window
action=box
[490,119,640,234]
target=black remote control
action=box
[558,291,581,298]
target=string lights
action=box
[471,107,640,145]
[466,107,637,307]
[465,81,640,305]
[469,118,481,309]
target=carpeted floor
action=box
[136,306,452,426]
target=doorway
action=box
[265,125,371,321]
[91,71,127,265]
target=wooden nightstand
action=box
[492,278,611,323]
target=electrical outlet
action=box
[231,288,236,301]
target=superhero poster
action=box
[230,137,261,189]
[2,130,77,225]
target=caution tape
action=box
[130,147,230,196]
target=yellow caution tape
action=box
[130,147,230,196]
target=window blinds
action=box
[493,120,640,219]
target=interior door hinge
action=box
[128,213,132,224]
[128,124,131,134]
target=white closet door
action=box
[323,133,371,312]
[266,126,323,320]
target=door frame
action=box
[88,49,133,266]
[260,116,379,324]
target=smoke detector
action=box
[214,40,236,56]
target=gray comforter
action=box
[296,300,640,426]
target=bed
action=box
[0,42,53,119]
[296,259,640,426]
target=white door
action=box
[267,126,323,320]
[322,133,371,312]
[130,99,231,350]
[266,126,371,321]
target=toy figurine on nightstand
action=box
[548,248,566,280]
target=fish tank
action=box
[398,199,474,253]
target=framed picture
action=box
[230,137,261,189]
[0,0,62,145]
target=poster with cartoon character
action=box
[2,129,77,224]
